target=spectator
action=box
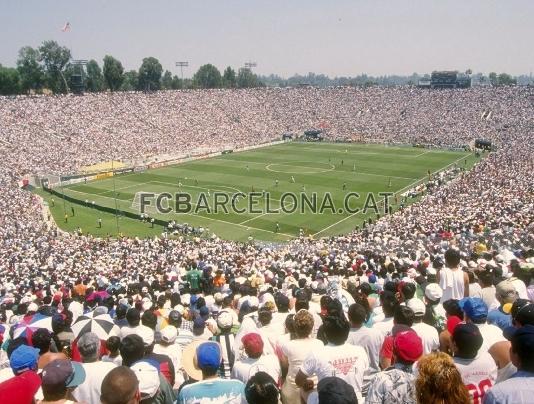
[102,336,122,366]
[39,359,86,404]
[231,332,281,384]
[487,280,517,330]
[244,371,280,404]
[407,298,439,354]
[437,248,469,302]
[210,310,236,378]
[0,345,41,404]
[32,328,67,369]
[100,366,141,404]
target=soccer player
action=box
[97,218,102,228]
[341,159,344,166]
[71,206,75,216]
[290,176,295,183]
[353,163,356,172]
[275,179,279,187]
[275,222,280,233]
[302,185,306,192]
[343,182,347,191]
[246,165,250,171]
[388,177,392,187]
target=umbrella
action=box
[13,313,53,339]
[71,311,117,340]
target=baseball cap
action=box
[27,302,39,313]
[407,299,426,316]
[496,280,517,301]
[216,310,233,330]
[505,325,534,357]
[199,306,210,318]
[131,361,160,399]
[190,295,199,306]
[9,345,40,373]
[424,283,443,302]
[515,303,534,326]
[393,330,423,363]
[453,323,483,357]
[41,359,86,388]
[193,317,205,330]
[196,342,221,370]
[242,333,264,358]
[318,376,357,404]
[160,326,177,344]
[463,297,488,321]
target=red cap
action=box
[393,330,423,363]
[447,316,463,335]
[0,371,41,404]
[242,333,264,358]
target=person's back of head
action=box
[323,315,350,346]
[401,282,416,301]
[141,310,157,330]
[126,308,141,327]
[452,323,483,359]
[245,371,279,404]
[445,248,461,269]
[394,305,415,327]
[106,336,121,355]
[32,328,52,355]
[318,376,357,404]
[294,309,314,338]
[348,303,367,327]
[416,352,470,404]
[116,304,128,320]
[119,335,145,367]
[258,308,272,327]
[509,325,534,372]
[381,291,399,318]
[101,366,140,404]
[77,332,100,362]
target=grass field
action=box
[40,142,475,242]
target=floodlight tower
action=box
[175,61,189,82]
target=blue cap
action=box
[10,345,40,373]
[463,298,488,321]
[190,295,199,306]
[196,342,221,370]
[193,317,206,330]
[199,306,210,318]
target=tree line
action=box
[0,40,263,95]
[0,40,529,96]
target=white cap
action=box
[27,302,39,313]
[407,298,426,315]
[136,326,155,346]
[131,361,160,398]
[160,326,177,344]
[424,283,443,302]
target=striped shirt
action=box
[212,332,236,378]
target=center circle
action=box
[265,161,335,174]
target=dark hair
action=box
[322,315,350,345]
[42,380,67,401]
[348,303,367,326]
[401,283,416,300]
[100,366,139,404]
[115,305,128,319]
[31,328,52,355]
[512,333,534,372]
[394,306,415,327]
[141,310,157,330]
[119,335,145,367]
[295,298,309,312]
[106,336,121,353]
[258,309,273,326]
[245,371,280,404]
[381,291,399,317]
[443,299,464,318]
[125,308,140,327]
[445,249,461,268]
[477,270,494,287]
[285,314,296,339]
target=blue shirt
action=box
[177,378,246,404]
[483,370,534,404]
[487,308,512,330]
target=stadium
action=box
[0,2,534,404]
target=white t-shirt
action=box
[119,324,153,340]
[300,343,369,395]
[412,322,439,354]
[281,337,324,382]
[153,342,184,388]
[439,266,465,302]
[231,354,281,384]
[476,323,506,352]
[72,361,117,404]
[347,326,383,376]
[454,352,497,403]
[373,317,394,337]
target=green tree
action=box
[193,64,222,88]
[222,66,237,88]
[103,55,124,91]
[0,65,21,95]
[497,73,516,86]
[171,75,182,89]
[86,59,104,92]
[138,57,163,91]
[120,70,138,91]
[488,72,498,86]
[161,70,173,90]
[237,67,262,88]
[16,46,44,93]
[38,40,71,93]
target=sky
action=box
[1,0,533,78]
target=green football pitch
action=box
[41,142,475,242]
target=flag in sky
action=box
[61,22,71,32]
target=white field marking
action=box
[265,162,335,174]
[62,187,296,239]
[238,200,296,225]
[312,152,473,237]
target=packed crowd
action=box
[0,86,533,403]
